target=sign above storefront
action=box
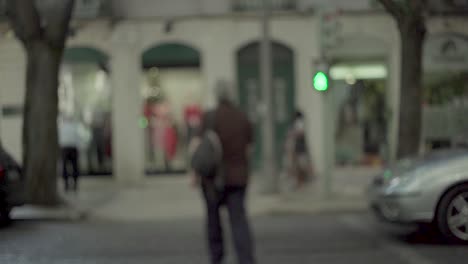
[424,34,468,72]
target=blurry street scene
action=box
[3,175,467,264]
[1,0,468,263]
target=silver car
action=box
[369,149,468,243]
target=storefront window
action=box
[422,35,468,150]
[141,43,203,175]
[142,67,204,174]
[331,63,389,167]
[59,48,112,176]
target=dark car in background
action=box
[0,145,25,225]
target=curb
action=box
[266,205,369,216]
[266,200,370,216]
[11,205,89,222]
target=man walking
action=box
[192,81,255,264]
[59,114,82,192]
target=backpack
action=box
[190,129,223,179]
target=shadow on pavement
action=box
[389,224,466,246]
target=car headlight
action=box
[384,171,423,196]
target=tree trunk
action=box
[23,41,62,205]
[397,17,426,159]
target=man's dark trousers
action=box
[202,183,255,264]
[62,147,79,191]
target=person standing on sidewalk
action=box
[191,81,256,264]
[59,114,82,192]
[285,111,313,190]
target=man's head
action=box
[215,80,234,105]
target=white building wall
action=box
[67,20,113,54]
[0,12,466,180]
[428,17,468,35]
[298,0,373,11]
[111,23,145,182]
[109,0,376,18]
[388,32,401,164]
[111,0,231,18]
[0,41,26,162]
[0,13,397,179]
[134,15,327,174]
[112,0,204,18]
[200,0,231,14]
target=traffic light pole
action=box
[314,61,333,199]
[316,7,334,199]
[323,83,334,199]
[260,0,278,194]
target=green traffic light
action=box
[314,71,329,91]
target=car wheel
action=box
[436,184,468,244]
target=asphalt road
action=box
[0,212,466,264]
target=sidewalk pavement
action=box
[261,165,380,215]
[11,166,380,222]
[11,177,120,221]
[91,166,379,221]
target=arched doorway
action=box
[60,46,112,176]
[141,43,203,175]
[236,41,296,169]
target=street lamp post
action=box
[260,0,278,193]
